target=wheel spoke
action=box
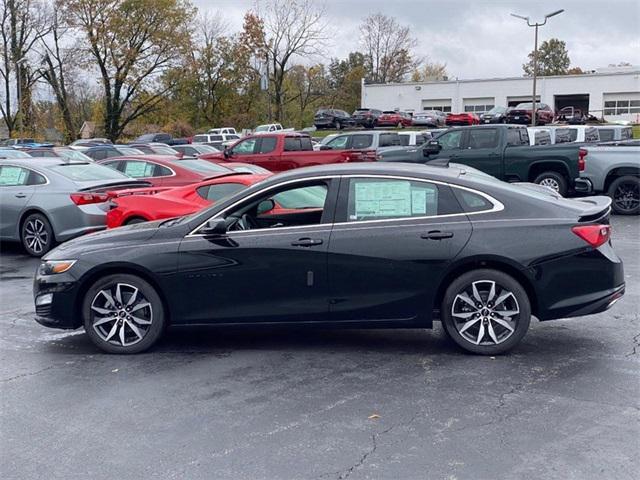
[459,317,480,334]
[129,314,151,325]
[115,284,123,306]
[126,321,143,340]
[456,293,476,308]
[492,317,515,332]
[495,309,519,318]
[119,323,126,345]
[91,306,114,315]
[487,281,496,302]
[493,291,512,308]
[94,316,116,327]
[487,322,499,344]
[475,322,485,344]
[471,283,482,302]
[452,310,477,319]
[130,301,150,313]
[126,288,139,307]
[100,290,116,308]
[105,321,119,341]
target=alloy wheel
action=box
[538,178,560,192]
[614,181,639,213]
[451,280,520,346]
[23,218,49,254]
[90,283,153,347]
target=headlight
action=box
[39,260,76,275]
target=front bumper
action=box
[33,269,82,330]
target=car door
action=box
[448,127,503,178]
[247,136,280,170]
[327,175,472,323]
[175,177,339,324]
[0,165,36,239]
[428,129,465,161]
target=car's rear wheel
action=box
[335,121,342,130]
[21,213,54,257]
[533,171,568,196]
[397,121,404,129]
[82,274,166,354]
[608,176,639,215]
[441,269,531,355]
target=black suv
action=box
[313,109,354,130]
[352,108,383,128]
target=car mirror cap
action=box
[199,218,227,236]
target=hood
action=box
[45,219,165,259]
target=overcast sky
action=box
[194,0,640,79]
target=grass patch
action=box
[633,125,640,139]
[309,127,437,139]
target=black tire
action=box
[21,212,54,257]
[82,274,166,354]
[441,269,531,355]
[608,175,640,215]
[533,171,568,196]
[397,122,404,129]
[125,217,147,225]
[334,121,342,130]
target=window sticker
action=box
[411,189,427,214]
[354,181,412,218]
[0,167,27,186]
[124,162,153,178]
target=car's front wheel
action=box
[21,213,54,257]
[608,176,639,215]
[441,269,531,355]
[533,171,568,196]
[335,120,342,130]
[82,274,166,354]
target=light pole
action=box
[511,9,564,126]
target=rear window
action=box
[50,163,129,181]
[193,135,208,143]
[506,129,529,146]
[176,159,230,174]
[284,137,313,151]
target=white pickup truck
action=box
[254,123,296,134]
[580,140,640,215]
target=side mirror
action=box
[423,140,442,157]
[319,145,332,150]
[199,218,227,236]
[223,148,231,158]
[257,199,275,215]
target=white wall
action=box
[361,71,640,122]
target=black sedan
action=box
[33,163,625,354]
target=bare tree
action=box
[66,0,194,141]
[359,13,420,83]
[411,61,448,82]
[261,0,328,122]
[0,0,49,136]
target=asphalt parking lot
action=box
[1,216,638,480]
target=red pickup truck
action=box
[199,132,374,172]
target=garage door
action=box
[421,99,452,113]
[463,97,495,115]
[603,92,640,120]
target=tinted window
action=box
[176,159,229,174]
[258,137,277,153]
[0,166,29,186]
[155,165,173,177]
[468,129,499,149]
[352,134,373,149]
[300,137,313,151]
[597,129,614,141]
[27,171,47,185]
[399,135,410,146]
[437,130,464,149]
[378,133,400,147]
[193,135,208,143]
[197,183,246,202]
[455,189,493,212]
[506,129,529,146]
[49,163,129,181]
[346,178,441,221]
[210,135,223,142]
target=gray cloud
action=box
[193,0,640,78]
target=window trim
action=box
[186,174,503,237]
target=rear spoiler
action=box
[573,196,612,223]
[78,181,152,193]
[107,186,173,198]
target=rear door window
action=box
[351,134,373,149]
[284,137,301,151]
[468,129,499,149]
[258,137,277,154]
[378,133,400,147]
[0,166,29,186]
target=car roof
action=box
[0,157,86,167]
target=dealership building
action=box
[360,66,640,123]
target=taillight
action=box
[70,192,110,205]
[578,148,587,172]
[572,224,611,248]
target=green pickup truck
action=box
[379,124,589,196]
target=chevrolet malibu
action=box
[33,163,625,355]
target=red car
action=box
[107,173,269,227]
[506,103,554,125]
[445,112,480,126]
[98,154,234,186]
[376,111,413,128]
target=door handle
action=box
[15,193,27,198]
[421,230,454,240]
[291,238,323,247]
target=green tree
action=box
[523,38,570,76]
[67,0,195,141]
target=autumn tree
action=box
[327,52,366,112]
[523,38,570,76]
[411,61,448,82]
[66,0,195,141]
[0,0,49,136]
[261,0,328,122]
[359,13,421,83]
[285,64,327,128]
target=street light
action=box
[511,9,565,126]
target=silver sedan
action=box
[0,158,149,256]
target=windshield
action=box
[515,103,533,109]
[175,159,231,174]
[255,125,269,132]
[55,149,93,162]
[50,163,130,181]
[195,145,219,153]
[0,149,30,158]
[118,147,144,155]
[487,106,506,114]
[154,146,178,155]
